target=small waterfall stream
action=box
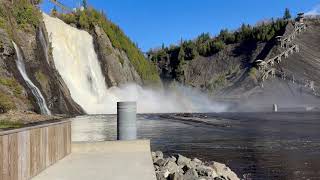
[39,29,50,65]
[12,41,51,115]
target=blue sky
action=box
[41,0,320,51]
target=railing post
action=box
[117,101,137,140]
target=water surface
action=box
[70,112,320,180]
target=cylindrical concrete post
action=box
[273,104,278,112]
[117,101,137,140]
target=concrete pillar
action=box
[117,101,137,140]
[273,104,278,112]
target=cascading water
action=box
[43,13,226,114]
[12,42,51,115]
[43,13,116,114]
[39,29,50,65]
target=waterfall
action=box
[43,13,226,114]
[12,42,51,115]
[43,13,116,114]
[39,29,50,65]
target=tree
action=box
[82,0,87,9]
[51,6,58,17]
[176,46,186,82]
[283,8,291,20]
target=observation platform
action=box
[32,140,156,180]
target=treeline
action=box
[55,7,160,84]
[148,13,289,81]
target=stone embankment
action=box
[152,151,239,180]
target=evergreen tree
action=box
[283,8,291,20]
[51,6,58,17]
[82,0,87,9]
[176,46,185,82]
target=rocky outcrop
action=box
[93,25,142,87]
[0,28,33,113]
[152,151,239,180]
[0,0,84,115]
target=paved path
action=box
[33,140,156,180]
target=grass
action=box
[35,71,49,87]
[0,77,23,97]
[0,120,23,129]
[0,92,16,113]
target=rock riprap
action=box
[152,151,239,180]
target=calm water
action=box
[69,112,320,180]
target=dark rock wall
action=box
[93,25,142,87]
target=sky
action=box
[41,0,320,52]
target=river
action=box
[69,112,320,180]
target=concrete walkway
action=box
[33,140,156,180]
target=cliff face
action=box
[0,0,157,115]
[0,0,83,114]
[93,25,142,87]
[154,17,320,110]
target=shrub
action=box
[249,67,258,82]
[35,71,49,87]
[208,74,227,91]
[0,77,23,97]
[12,0,41,30]
[0,92,16,113]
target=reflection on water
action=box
[69,112,320,180]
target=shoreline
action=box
[152,151,240,180]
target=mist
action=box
[103,83,227,114]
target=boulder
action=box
[192,158,203,165]
[168,172,184,180]
[155,151,164,159]
[211,162,239,180]
[177,154,192,167]
[161,161,181,174]
[184,168,199,180]
[155,158,167,167]
[196,165,217,178]
[156,169,171,179]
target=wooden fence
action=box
[0,120,71,180]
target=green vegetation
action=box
[12,0,42,31]
[0,0,41,33]
[148,8,289,82]
[35,71,49,86]
[283,8,291,20]
[0,120,22,129]
[207,74,227,92]
[0,77,23,97]
[0,92,16,113]
[117,54,124,65]
[57,8,160,84]
[248,67,258,83]
[0,5,7,29]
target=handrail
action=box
[0,119,70,136]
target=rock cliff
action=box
[0,0,83,114]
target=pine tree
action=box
[82,0,87,9]
[51,6,58,16]
[283,8,291,20]
[176,46,185,82]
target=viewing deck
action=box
[32,140,156,180]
